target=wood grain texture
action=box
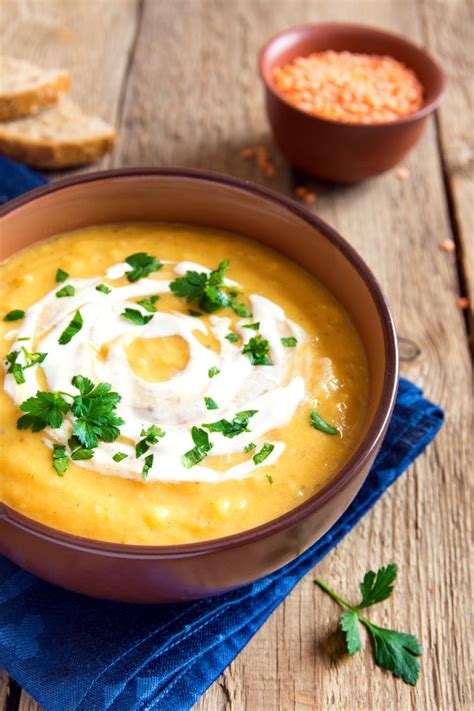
[1,1,472,710]
[420,0,474,326]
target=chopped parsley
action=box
[96,283,112,294]
[227,291,252,318]
[113,452,128,462]
[242,335,272,366]
[58,310,83,345]
[266,474,274,484]
[203,409,257,438]
[310,409,339,435]
[253,442,274,465]
[56,285,75,298]
[181,426,213,468]
[315,564,423,686]
[225,332,238,343]
[55,268,69,283]
[281,337,297,347]
[5,348,47,385]
[121,308,154,326]
[204,397,219,410]
[17,375,124,475]
[244,442,256,452]
[188,309,202,317]
[4,309,25,322]
[17,337,30,341]
[125,252,162,282]
[142,453,154,480]
[243,322,260,331]
[170,259,252,317]
[208,366,220,378]
[137,295,160,312]
[135,424,166,458]
[52,444,69,476]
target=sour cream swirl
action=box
[4,260,314,483]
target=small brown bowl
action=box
[259,23,446,182]
[0,168,398,602]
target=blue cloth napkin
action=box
[0,157,444,711]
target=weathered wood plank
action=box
[0,670,10,711]
[0,0,140,170]
[1,1,471,710]
[420,0,473,323]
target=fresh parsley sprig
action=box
[315,564,423,686]
[169,259,252,317]
[135,424,166,459]
[5,347,47,385]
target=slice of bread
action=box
[0,56,71,121]
[0,98,117,168]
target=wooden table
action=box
[1,1,472,709]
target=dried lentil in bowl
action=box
[272,50,424,124]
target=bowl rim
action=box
[0,166,399,556]
[258,21,446,129]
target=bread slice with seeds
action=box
[0,98,117,168]
[0,56,71,121]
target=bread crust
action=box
[0,130,117,168]
[0,72,71,121]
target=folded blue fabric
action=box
[0,157,444,711]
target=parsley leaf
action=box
[266,474,274,484]
[315,564,423,685]
[341,611,362,655]
[225,333,238,343]
[204,397,219,410]
[208,366,220,378]
[228,292,252,318]
[125,252,162,282]
[135,424,166,458]
[137,295,160,312]
[55,268,69,282]
[121,308,154,325]
[58,310,83,345]
[142,453,154,480]
[181,426,213,468]
[281,337,297,347]
[203,409,257,438]
[52,444,69,476]
[56,285,75,298]
[170,260,231,314]
[113,451,128,462]
[70,378,123,449]
[18,391,70,431]
[253,442,274,465]
[243,335,272,366]
[6,348,47,384]
[189,309,202,317]
[4,309,25,321]
[310,409,339,435]
[244,442,256,452]
[96,283,112,294]
[357,564,398,608]
[243,322,260,331]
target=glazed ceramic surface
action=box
[259,23,445,182]
[0,169,398,602]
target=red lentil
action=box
[241,144,278,178]
[440,240,456,253]
[457,297,470,310]
[395,167,410,180]
[272,50,424,124]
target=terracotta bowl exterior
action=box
[259,23,446,182]
[0,168,398,602]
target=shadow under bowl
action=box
[0,168,399,602]
[259,22,446,182]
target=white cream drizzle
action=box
[3,260,334,484]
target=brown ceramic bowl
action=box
[0,168,398,602]
[259,23,446,182]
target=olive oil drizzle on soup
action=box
[1,224,368,545]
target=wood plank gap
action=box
[4,678,21,711]
[115,0,145,129]
[433,112,474,353]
